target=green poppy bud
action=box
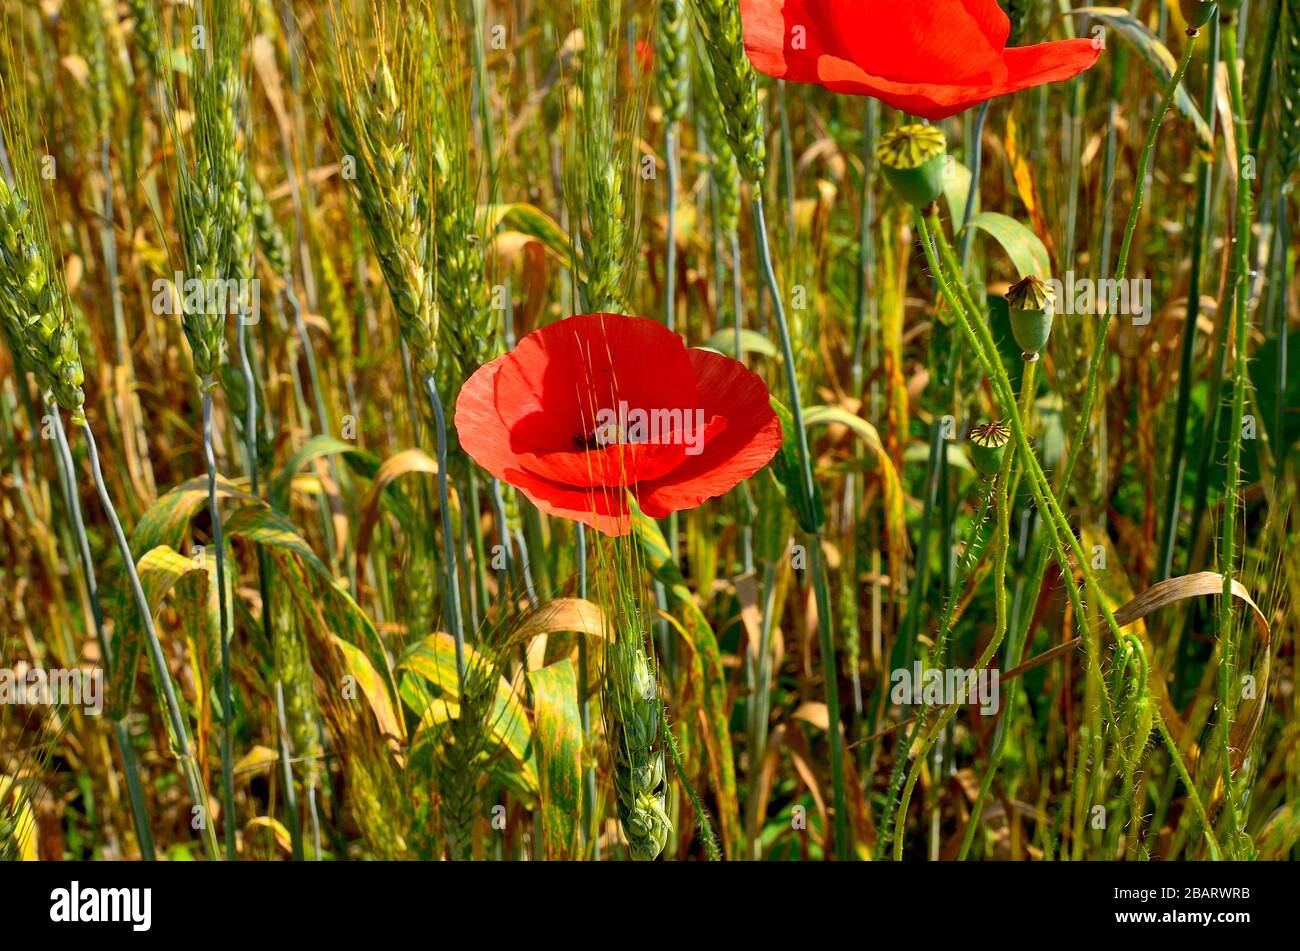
[1180,0,1217,29]
[876,123,947,209]
[969,421,1011,478]
[1005,275,1056,362]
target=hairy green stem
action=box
[1160,20,1220,581]
[1061,31,1199,499]
[1216,16,1254,846]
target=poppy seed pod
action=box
[1180,1,1218,29]
[876,124,947,209]
[1005,275,1056,362]
[969,421,1012,478]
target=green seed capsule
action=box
[1181,0,1218,28]
[969,421,1011,478]
[1006,275,1056,361]
[876,123,947,209]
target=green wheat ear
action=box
[334,54,439,383]
[693,0,767,186]
[606,636,670,861]
[126,0,164,81]
[412,10,493,391]
[656,0,691,125]
[248,174,291,279]
[577,0,630,313]
[0,176,87,424]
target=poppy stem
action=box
[914,212,1233,857]
[907,212,1110,858]
[920,211,1115,714]
[1060,30,1199,499]
[750,194,850,860]
[424,376,467,688]
[1159,19,1219,585]
[1215,14,1254,847]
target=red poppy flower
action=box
[455,314,782,536]
[740,0,1101,120]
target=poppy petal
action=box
[812,39,1100,121]
[827,0,1004,85]
[503,466,635,536]
[453,353,518,482]
[457,314,781,537]
[740,0,1099,120]
[494,314,700,456]
[999,39,1104,92]
[515,414,727,488]
[517,441,687,488]
[638,349,782,516]
[740,0,835,83]
[959,0,1011,50]
[743,0,1004,86]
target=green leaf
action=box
[528,659,583,860]
[107,545,223,722]
[484,203,577,265]
[700,328,778,360]
[1256,801,1300,860]
[128,477,258,555]
[768,397,824,533]
[962,212,1051,279]
[330,635,404,748]
[107,477,244,718]
[399,634,535,787]
[270,435,361,511]
[803,405,885,453]
[223,505,401,720]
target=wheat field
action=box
[0,0,1297,864]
